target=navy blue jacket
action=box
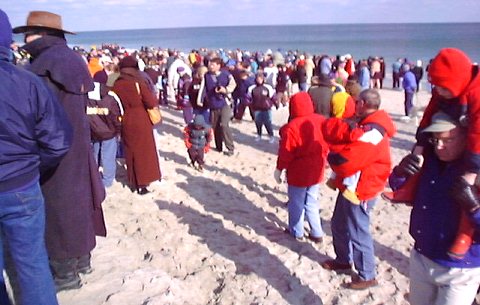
[204,70,231,109]
[0,46,72,192]
[408,152,480,268]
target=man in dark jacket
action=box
[13,10,106,291]
[197,57,236,156]
[389,112,480,305]
[0,10,72,305]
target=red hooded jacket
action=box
[276,92,329,187]
[419,48,480,171]
[329,110,396,200]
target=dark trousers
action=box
[187,147,205,165]
[234,99,255,121]
[210,105,234,152]
[393,72,400,88]
[404,90,414,116]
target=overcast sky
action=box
[4,0,480,32]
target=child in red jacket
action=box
[323,117,364,204]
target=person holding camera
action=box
[198,57,237,156]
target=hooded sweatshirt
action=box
[329,110,396,200]
[276,92,328,187]
[418,48,480,172]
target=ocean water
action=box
[16,23,480,70]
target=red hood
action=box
[428,48,473,97]
[289,92,314,118]
[359,110,396,138]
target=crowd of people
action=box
[1,8,480,305]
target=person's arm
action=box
[204,127,213,152]
[328,127,384,177]
[138,81,159,108]
[34,79,73,171]
[225,74,237,94]
[276,126,298,171]
[196,77,206,107]
[183,126,192,149]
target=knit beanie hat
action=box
[119,55,138,69]
[428,48,472,97]
[0,9,12,49]
[193,114,206,127]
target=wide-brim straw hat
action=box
[12,11,75,35]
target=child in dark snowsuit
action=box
[183,114,212,172]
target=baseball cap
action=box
[422,111,458,133]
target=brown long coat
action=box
[24,36,106,260]
[113,69,161,188]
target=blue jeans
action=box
[287,184,323,238]
[254,110,273,137]
[299,82,308,92]
[92,137,118,187]
[331,194,377,280]
[0,181,58,305]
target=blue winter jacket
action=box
[408,152,480,268]
[402,71,417,93]
[0,46,72,192]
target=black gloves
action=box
[395,154,423,177]
[451,177,480,214]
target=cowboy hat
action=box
[12,11,75,35]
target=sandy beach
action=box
[51,88,441,305]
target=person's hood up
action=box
[0,9,12,49]
[193,114,206,127]
[360,110,396,138]
[289,92,314,119]
[428,48,472,97]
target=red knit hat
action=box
[428,48,472,97]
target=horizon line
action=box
[76,21,480,33]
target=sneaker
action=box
[321,259,352,272]
[196,164,204,173]
[268,136,275,143]
[283,228,304,241]
[55,274,82,292]
[346,277,378,290]
[342,189,360,205]
[255,135,261,141]
[223,150,234,156]
[308,235,323,244]
[77,265,93,275]
[137,187,150,195]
